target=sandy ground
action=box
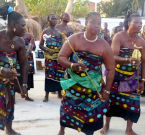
[0,71,145,135]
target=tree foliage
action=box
[97,0,145,17]
[24,0,67,17]
[0,0,15,7]
[72,0,92,18]
[24,0,91,18]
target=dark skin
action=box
[23,32,36,52]
[142,25,145,40]
[103,22,110,36]
[101,17,145,135]
[39,14,62,102]
[56,13,73,35]
[39,15,60,55]
[58,16,115,135]
[0,18,28,87]
[23,32,36,101]
[112,18,145,94]
[0,18,28,135]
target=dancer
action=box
[15,32,36,101]
[101,13,145,135]
[56,12,73,37]
[0,5,28,135]
[102,22,111,44]
[39,14,65,102]
[58,12,115,135]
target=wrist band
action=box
[70,63,74,70]
[104,90,110,94]
[125,58,128,62]
[22,83,28,88]
[0,67,4,75]
[141,78,145,82]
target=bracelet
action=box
[70,63,74,70]
[104,90,110,94]
[141,78,145,82]
[0,67,4,75]
[22,83,28,88]
[125,58,128,62]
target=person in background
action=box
[57,12,115,135]
[119,22,124,30]
[141,25,145,96]
[111,26,123,39]
[0,5,28,135]
[102,22,111,44]
[101,13,145,135]
[56,12,73,37]
[15,32,36,101]
[39,14,65,102]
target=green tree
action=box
[72,0,91,18]
[97,0,131,17]
[97,0,145,17]
[24,0,67,17]
[0,0,15,6]
[24,0,91,18]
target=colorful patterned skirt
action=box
[106,92,140,123]
[45,59,65,92]
[0,51,16,130]
[60,84,110,133]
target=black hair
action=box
[47,14,56,21]
[0,5,23,25]
[124,11,140,30]
[60,12,69,19]
[85,12,100,22]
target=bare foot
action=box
[25,96,34,101]
[100,124,109,135]
[5,129,21,135]
[43,97,48,102]
[126,129,138,135]
[57,130,64,135]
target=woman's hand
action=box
[1,67,17,80]
[71,63,87,72]
[46,49,55,56]
[101,90,110,101]
[130,58,140,66]
[137,82,144,95]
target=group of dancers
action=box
[0,4,145,135]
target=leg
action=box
[58,91,62,99]
[100,117,111,135]
[125,120,138,135]
[85,131,94,135]
[25,91,34,101]
[43,91,49,102]
[5,122,21,135]
[58,126,65,135]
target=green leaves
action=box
[97,0,145,17]
[24,0,90,19]
[24,0,67,17]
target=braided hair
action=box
[124,12,140,30]
[47,14,57,21]
[85,12,100,22]
[0,5,23,25]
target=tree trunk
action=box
[14,0,29,18]
[65,0,74,20]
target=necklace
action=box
[84,32,98,43]
[127,32,137,47]
[11,44,14,49]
